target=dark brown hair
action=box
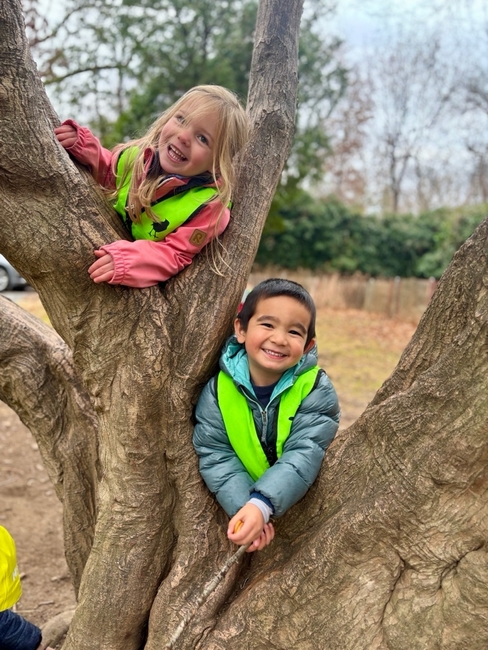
[237,278,316,346]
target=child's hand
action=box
[246,522,275,552]
[228,503,266,549]
[54,124,78,149]
[88,250,115,284]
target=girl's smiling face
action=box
[158,100,218,177]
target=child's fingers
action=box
[54,125,77,148]
[233,520,243,534]
[54,125,73,135]
[89,263,114,283]
[91,271,113,284]
[227,514,240,536]
[89,253,114,280]
[89,262,112,276]
[58,136,76,147]
[246,532,265,553]
[89,250,111,269]
[227,518,254,545]
[245,525,275,553]
[88,255,106,272]
[263,524,275,546]
[228,504,266,545]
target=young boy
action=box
[193,278,340,552]
[0,526,54,650]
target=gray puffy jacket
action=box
[193,336,340,517]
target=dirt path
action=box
[0,292,417,636]
[0,401,76,628]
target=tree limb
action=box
[0,296,98,591]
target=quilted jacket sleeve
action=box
[193,378,254,517]
[252,371,340,517]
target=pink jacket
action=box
[61,120,230,288]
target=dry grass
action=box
[315,308,417,429]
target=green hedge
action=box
[256,194,488,279]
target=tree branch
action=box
[0,296,98,591]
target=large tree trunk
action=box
[0,0,305,648]
[2,0,488,648]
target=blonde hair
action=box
[109,85,249,235]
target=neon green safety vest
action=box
[113,147,219,241]
[217,366,320,481]
[0,526,22,611]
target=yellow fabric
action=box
[0,526,22,611]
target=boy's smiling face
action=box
[234,295,314,387]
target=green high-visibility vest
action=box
[113,147,218,241]
[216,366,321,481]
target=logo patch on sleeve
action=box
[189,229,207,246]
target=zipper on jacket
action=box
[238,382,269,445]
[260,409,267,443]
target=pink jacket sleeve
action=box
[61,119,116,188]
[99,202,231,288]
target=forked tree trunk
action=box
[1,0,488,648]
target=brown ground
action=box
[0,401,76,629]
[0,291,417,638]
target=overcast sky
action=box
[329,0,487,60]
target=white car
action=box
[0,255,28,292]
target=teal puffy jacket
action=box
[192,336,341,517]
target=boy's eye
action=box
[289,329,304,337]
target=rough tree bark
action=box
[1,0,488,649]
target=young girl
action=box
[54,85,249,288]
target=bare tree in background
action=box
[367,29,455,213]
[321,67,373,209]
[333,0,488,214]
[457,19,488,204]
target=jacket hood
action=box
[219,335,319,397]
